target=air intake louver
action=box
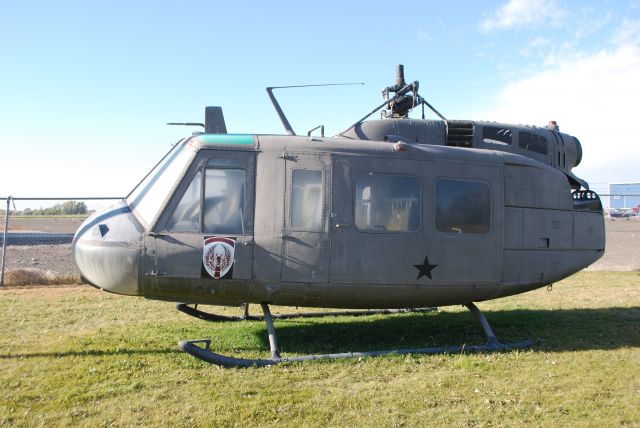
[446,120,474,147]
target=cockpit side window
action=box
[163,156,246,235]
[203,168,245,234]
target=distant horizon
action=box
[2,181,640,213]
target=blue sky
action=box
[2,0,639,200]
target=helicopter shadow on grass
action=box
[3,308,638,361]
[246,307,640,356]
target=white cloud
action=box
[474,35,640,185]
[417,29,431,41]
[519,36,551,57]
[481,0,566,32]
[573,9,612,41]
[611,18,640,45]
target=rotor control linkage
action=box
[178,302,534,368]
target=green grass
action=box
[1,272,639,427]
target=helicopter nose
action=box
[72,201,143,296]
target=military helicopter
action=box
[72,65,605,367]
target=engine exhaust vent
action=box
[447,120,474,147]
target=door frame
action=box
[280,152,331,283]
[148,148,257,282]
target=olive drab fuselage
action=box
[72,120,605,309]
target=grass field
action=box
[1,272,639,427]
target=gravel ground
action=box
[2,218,84,276]
[3,216,87,233]
[588,217,640,271]
[3,244,78,276]
[1,216,638,280]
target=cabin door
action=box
[145,150,256,299]
[330,156,426,285]
[280,153,331,283]
[426,163,503,285]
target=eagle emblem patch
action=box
[202,237,235,279]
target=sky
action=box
[2,0,639,203]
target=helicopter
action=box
[72,65,605,367]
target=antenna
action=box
[266,83,364,136]
[166,122,205,128]
[166,106,228,134]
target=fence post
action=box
[0,196,10,287]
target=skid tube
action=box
[178,302,534,368]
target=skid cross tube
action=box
[178,302,533,368]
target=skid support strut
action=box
[178,302,533,368]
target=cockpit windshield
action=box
[127,140,197,228]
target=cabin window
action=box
[165,170,202,232]
[482,126,512,145]
[436,179,490,234]
[203,168,245,234]
[519,132,548,155]
[355,174,421,232]
[291,170,323,231]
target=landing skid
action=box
[178,303,533,368]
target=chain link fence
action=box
[1,197,123,286]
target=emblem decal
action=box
[202,237,235,279]
[414,255,438,280]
